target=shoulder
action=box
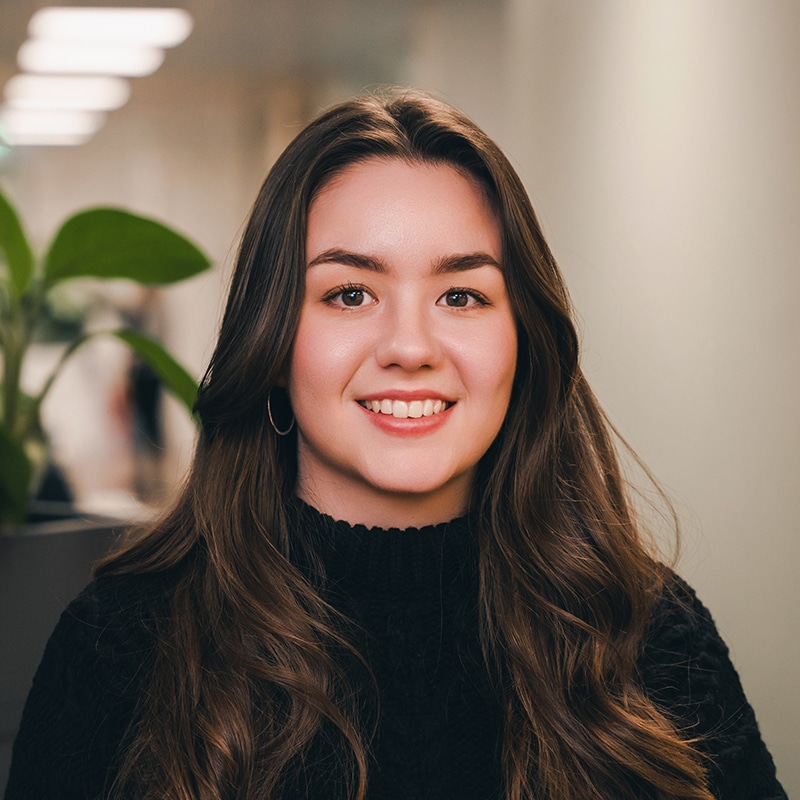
[639,573,787,799]
[640,574,729,695]
[25,569,176,717]
[639,575,743,734]
[51,569,174,661]
[639,574,736,741]
[69,568,175,627]
[5,570,177,799]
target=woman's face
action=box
[287,157,517,527]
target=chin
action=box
[363,467,469,504]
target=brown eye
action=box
[444,291,470,307]
[341,289,365,306]
[324,284,375,308]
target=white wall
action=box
[410,0,798,791]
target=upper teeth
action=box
[360,399,448,419]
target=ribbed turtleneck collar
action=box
[292,499,479,604]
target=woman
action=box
[5,90,786,800]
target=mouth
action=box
[357,398,454,419]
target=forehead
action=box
[306,157,502,260]
[313,156,494,210]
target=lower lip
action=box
[358,402,452,436]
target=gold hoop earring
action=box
[267,388,295,436]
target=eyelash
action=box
[322,284,490,308]
[322,283,373,307]
[440,287,490,308]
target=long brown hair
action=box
[100,89,712,799]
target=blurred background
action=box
[1,0,797,793]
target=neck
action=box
[295,478,470,529]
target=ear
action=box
[274,365,289,389]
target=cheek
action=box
[288,313,370,401]
[454,324,518,397]
[288,314,326,404]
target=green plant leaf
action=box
[43,208,211,286]
[0,186,34,296]
[112,329,198,415]
[0,425,33,526]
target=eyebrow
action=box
[307,248,502,274]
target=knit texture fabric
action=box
[4,505,787,799]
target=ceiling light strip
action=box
[4,75,131,111]
[3,7,193,146]
[28,7,193,48]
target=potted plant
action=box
[0,184,211,529]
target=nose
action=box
[374,300,443,372]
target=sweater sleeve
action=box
[640,578,787,800]
[4,576,159,800]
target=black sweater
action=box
[4,506,787,799]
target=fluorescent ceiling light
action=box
[29,7,193,48]
[18,39,164,77]
[0,107,105,146]
[0,130,95,147]
[6,7,193,146]
[4,75,130,111]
